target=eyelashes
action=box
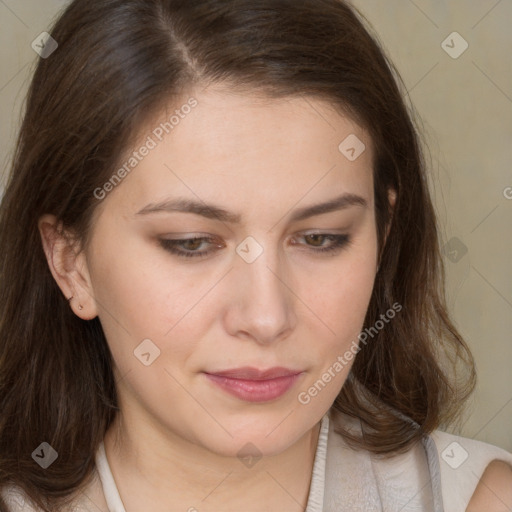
[159,233,352,259]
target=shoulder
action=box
[466,459,512,511]
[430,429,512,510]
[325,411,512,511]
[325,411,440,509]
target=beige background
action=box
[1,0,511,451]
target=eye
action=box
[292,233,352,254]
[159,233,351,260]
[159,236,223,259]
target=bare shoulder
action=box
[466,460,512,512]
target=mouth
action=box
[203,366,304,402]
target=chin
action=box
[204,434,298,461]
[197,416,311,459]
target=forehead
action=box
[100,86,375,220]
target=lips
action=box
[203,366,304,402]
[206,366,302,380]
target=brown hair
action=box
[0,0,475,509]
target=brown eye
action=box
[181,239,204,250]
[159,237,222,259]
[297,233,351,254]
[304,234,330,247]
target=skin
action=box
[466,460,512,512]
[39,85,395,511]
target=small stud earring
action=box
[67,296,83,310]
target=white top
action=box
[3,409,512,511]
[93,413,330,512]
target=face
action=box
[71,86,384,457]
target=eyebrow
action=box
[135,193,367,223]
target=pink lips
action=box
[204,366,304,402]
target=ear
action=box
[377,188,397,271]
[385,188,397,242]
[38,214,98,320]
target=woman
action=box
[0,0,510,510]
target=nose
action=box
[223,242,297,346]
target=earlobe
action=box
[38,214,97,320]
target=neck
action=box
[103,409,323,512]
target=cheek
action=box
[296,275,375,411]
[311,265,374,319]
[311,277,374,378]
[300,235,377,393]
[90,229,207,336]
[88,232,215,385]
[309,245,377,340]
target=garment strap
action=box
[421,434,445,512]
[374,399,446,511]
[324,407,447,511]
